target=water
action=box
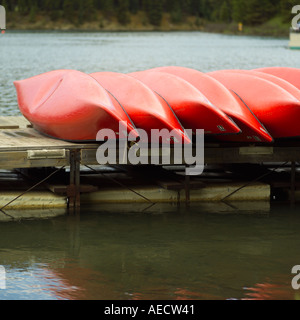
[1,31,300,300]
[1,31,300,116]
[0,203,300,300]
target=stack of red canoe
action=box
[14,66,300,144]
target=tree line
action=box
[0,0,299,27]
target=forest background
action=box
[1,0,299,37]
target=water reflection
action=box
[0,202,299,300]
[242,281,295,300]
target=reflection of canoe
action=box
[14,70,137,142]
[242,280,296,300]
[254,67,300,90]
[90,72,190,144]
[150,66,273,143]
[208,70,300,139]
[128,70,241,135]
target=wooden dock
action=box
[0,116,299,213]
[0,116,100,211]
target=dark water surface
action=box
[1,31,300,300]
[0,203,300,300]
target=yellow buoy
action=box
[238,22,243,32]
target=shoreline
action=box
[4,27,290,40]
[5,13,290,39]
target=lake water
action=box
[1,31,300,116]
[0,31,300,301]
[0,203,300,301]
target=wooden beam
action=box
[46,184,98,194]
[0,151,70,169]
[0,116,32,129]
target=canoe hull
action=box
[150,66,273,143]
[208,70,300,139]
[128,70,241,136]
[14,70,137,142]
[254,67,300,91]
[90,72,190,144]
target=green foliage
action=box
[243,0,278,25]
[101,0,114,16]
[129,0,139,14]
[78,0,94,24]
[63,0,75,22]
[1,0,297,27]
[145,0,163,26]
[116,0,131,25]
[219,1,231,22]
[170,0,182,24]
[28,4,37,23]
[280,0,299,23]
[231,0,244,23]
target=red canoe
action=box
[90,72,190,144]
[224,69,300,101]
[254,67,300,90]
[128,70,241,136]
[150,66,273,143]
[14,70,138,141]
[208,70,300,139]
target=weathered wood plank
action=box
[46,184,98,194]
[0,119,19,129]
[83,145,300,165]
[205,146,300,163]
[0,151,70,169]
[155,179,206,191]
[0,116,32,129]
[0,128,98,152]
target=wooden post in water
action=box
[68,149,81,212]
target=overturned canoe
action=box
[225,69,300,101]
[90,72,190,144]
[254,67,300,90]
[208,70,300,139]
[128,70,241,136]
[150,66,273,143]
[14,70,137,142]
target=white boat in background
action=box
[289,27,300,49]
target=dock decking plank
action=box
[0,128,98,152]
[0,116,32,129]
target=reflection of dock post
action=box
[68,149,81,212]
[185,170,190,206]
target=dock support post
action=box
[291,161,296,206]
[68,149,81,212]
